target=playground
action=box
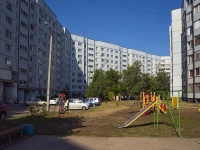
[1,97,200,138]
[72,100,200,138]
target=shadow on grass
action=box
[0,112,86,136]
[0,113,90,149]
[126,121,171,128]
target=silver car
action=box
[65,99,89,110]
[50,98,59,105]
[24,98,47,106]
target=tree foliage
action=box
[84,61,170,101]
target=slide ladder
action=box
[118,101,157,128]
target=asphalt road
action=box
[5,104,57,119]
[6,104,28,118]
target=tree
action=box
[105,68,121,95]
[121,61,143,99]
[84,69,107,100]
[155,71,170,91]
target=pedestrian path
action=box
[4,135,200,150]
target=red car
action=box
[0,101,7,120]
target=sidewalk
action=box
[3,135,200,150]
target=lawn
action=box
[0,100,199,138]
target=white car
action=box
[50,98,59,105]
[25,98,47,106]
[64,99,89,110]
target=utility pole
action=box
[46,33,53,111]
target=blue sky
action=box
[44,0,182,56]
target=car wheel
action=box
[0,113,6,120]
[82,106,86,110]
[42,103,46,107]
[65,106,68,111]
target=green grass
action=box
[0,101,199,137]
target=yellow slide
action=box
[118,101,157,128]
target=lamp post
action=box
[86,61,92,85]
[46,32,53,111]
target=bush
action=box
[108,92,115,101]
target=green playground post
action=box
[178,90,181,137]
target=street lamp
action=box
[46,31,53,111]
[86,61,93,85]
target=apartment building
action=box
[70,34,171,96]
[181,0,200,102]
[170,8,182,97]
[0,0,171,103]
[0,0,18,102]
[0,0,71,102]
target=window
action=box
[29,78,32,83]
[5,43,12,52]
[188,55,193,64]
[21,21,28,28]
[20,68,27,74]
[6,2,13,12]
[195,35,200,46]
[31,3,35,11]
[194,4,200,14]
[189,70,194,78]
[78,49,82,53]
[38,58,42,64]
[5,57,12,65]
[187,26,193,36]
[5,29,12,39]
[194,20,200,30]
[20,32,27,40]
[30,24,34,31]
[196,52,200,61]
[89,48,93,51]
[78,42,82,46]
[6,16,12,25]
[20,56,27,62]
[21,9,28,18]
[21,0,28,6]
[89,53,93,56]
[187,12,192,21]
[38,48,42,55]
[196,68,200,76]
[187,40,194,50]
[20,44,27,51]
[30,34,33,41]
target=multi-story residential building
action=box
[181,0,200,102]
[170,8,182,97]
[70,34,171,96]
[0,0,171,103]
[0,0,18,102]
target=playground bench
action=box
[0,126,24,143]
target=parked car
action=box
[50,98,59,105]
[24,98,47,106]
[0,101,7,120]
[87,97,100,106]
[64,99,90,110]
[82,99,93,107]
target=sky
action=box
[44,0,182,56]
